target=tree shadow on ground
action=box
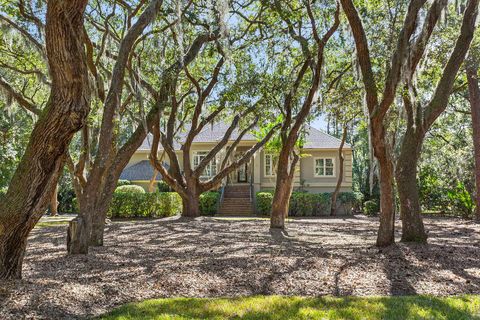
[3,216,480,319]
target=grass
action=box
[34,220,70,228]
[98,295,480,320]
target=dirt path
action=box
[1,216,480,319]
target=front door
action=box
[237,163,248,183]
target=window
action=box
[264,154,277,177]
[314,158,335,177]
[192,151,217,177]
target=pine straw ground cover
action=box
[1,216,480,319]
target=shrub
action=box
[115,185,145,194]
[117,179,131,187]
[109,192,182,218]
[157,192,183,217]
[255,191,363,216]
[290,193,331,216]
[58,186,76,213]
[339,192,363,207]
[447,182,475,218]
[157,180,171,192]
[256,192,274,215]
[290,192,316,216]
[200,192,220,215]
[363,200,379,216]
[338,191,364,213]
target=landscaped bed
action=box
[1,216,480,319]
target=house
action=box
[121,122,353,214]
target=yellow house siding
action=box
[127,146,353,194]
[299,150,352,191]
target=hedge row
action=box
[108,192,182,218]
[108,191,220,218]
[256,191,363,216]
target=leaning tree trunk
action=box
[88,126,159,246]
[0,0,89,279]
[67,0,165,252]
[395,127,427,242]
[50,185,58,216]
[149,170,159,192]
[270,178,293,229]
[467,58,480,221]
[270,150,296,229]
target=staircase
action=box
[218,184,253,214]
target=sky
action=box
[311,115,328,132]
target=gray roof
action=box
[301,126,352,149]
[138,122,350,151]
[119,160,163,181]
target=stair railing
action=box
[217,176,227,213]
[249,179,253,203]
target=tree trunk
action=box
[67,215,90,254]
[395,128,427,242]
[182,192,201,218]
[270,178,292,229]
[270,151,296,229]
[90,207,106,247]
[467,57,480,221]
[50,185,58,216]
[89,182,117,247]
[366,105,376,198]
[331,127,347,216]
[372,123,396,247]
[0,0,89,279]
[67,196,93,254]
[149,170,158,192]
[376,157,396,247]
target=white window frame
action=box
[314,157,336,177]
[264,153,276,177]
[192,151,217,178]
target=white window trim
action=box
[264,153,276,177]
[192,150,217,178]
[314,157,336,177]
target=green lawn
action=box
[98,295,480,320]
[34,220,70,228]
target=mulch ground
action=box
[1,215,480,319]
